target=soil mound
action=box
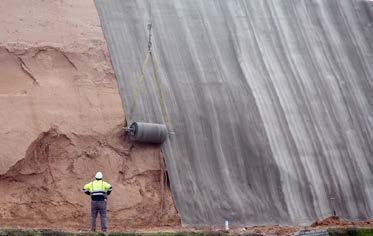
[311,216,372,227]
[0,126,180,231]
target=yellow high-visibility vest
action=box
[84,180,111,192]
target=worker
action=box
[82,171,112,232]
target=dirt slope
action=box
[0,127,179,230]
[0,0,123,174]
[0,0,180,230]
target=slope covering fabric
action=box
[95,0,373,226]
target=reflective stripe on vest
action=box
[91,181,106,198]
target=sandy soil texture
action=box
[0,0,180,230]
[0,0,123,174]
[0,127,180,230]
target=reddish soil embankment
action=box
[0,127,180,231]
[0,0,180,231]
[0,0,124,174]
[0,42,123,174]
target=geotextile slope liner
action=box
[95,0,373,226]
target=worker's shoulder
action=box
[85,180,94,185]
[103,180,112,186]
[83,181,93,188]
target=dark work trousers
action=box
[91,200,107,232]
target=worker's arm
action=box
[104,182,112,195]
[107,186,112,195]
[83,182,92,195]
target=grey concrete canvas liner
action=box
[95,0,373,226]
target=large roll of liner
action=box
[127,122,168,144]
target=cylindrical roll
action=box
[127,122,168,144]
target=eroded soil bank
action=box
[0,0,180,231]
[0,0,124,174]
[0,127,180,231]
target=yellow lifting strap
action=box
[126,23,173,134]
[127,51,150,120]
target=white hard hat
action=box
[95,172,103,179]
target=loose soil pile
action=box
[234,217,372,235]
[0,0,181,231]
[311,216,372,228]
[0,126,180,231]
